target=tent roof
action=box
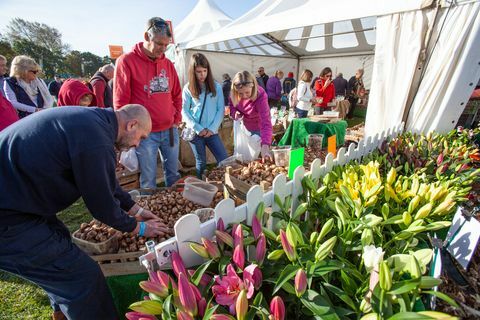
[185,0,433,57]
[175,0,233,44]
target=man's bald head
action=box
[115,104,152,150]
[117,104,152,131]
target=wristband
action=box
[138,221,146,237]
[135,207,144,217]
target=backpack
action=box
[288,85,307,108]
[288,87,299,108]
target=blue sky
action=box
[0,0,261,56]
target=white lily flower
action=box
[363,245,384,273]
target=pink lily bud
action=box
[139,280,169,299]
[198,298,207,317]
[171,251,187,278]
[255,233,266,265]
[215,230,234,248]
[270,296,285,320]
[252,215,262,240]
[233,224,244,247]
[244,264,263,290]
[176,310,194,320]
[294,269,307,297]
[458,163,470,173]
[236,290,248,320]
[178,273,198,317]
[280,229,297,262]
[233,244,245,270]
[190,282,202,302]
[125,311,158,320]
[436,153,444,166]
[190,242,209,259]
[217,218,225,232]
[202,237,221,259]
[210,315,235,320]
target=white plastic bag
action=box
[233,120,261,162]
[119,147,139,172]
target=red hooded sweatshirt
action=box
[57,79,97,107]
[0,94,19,131]
[113,42,182,132]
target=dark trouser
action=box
[189,134,228,178]
[347,97,357,119]
[0,216,118,320]
[295,107,308,118]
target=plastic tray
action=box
[272,146,291,167]
[182,177,219,207]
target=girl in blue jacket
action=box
[182,53,228,178]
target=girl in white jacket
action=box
[294,69,317,118]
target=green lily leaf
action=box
[273,264,300,294]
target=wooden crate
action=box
[224,166,269,201]
[91,251,145,277]
[117,170,140,190]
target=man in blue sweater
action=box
[0,104,167,319]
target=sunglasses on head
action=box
[234,81,253,90]
[147,19,169,32]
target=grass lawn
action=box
[0,199,91,320]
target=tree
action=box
[6,18,69,54]
[0,39,16,64]
[11,39,63,78]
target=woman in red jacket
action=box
[314,67,335,115]
[57,79,96,107]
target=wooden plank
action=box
[99,261,145,277]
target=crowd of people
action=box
[0,15,367,319]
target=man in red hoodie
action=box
[114,17,182,187]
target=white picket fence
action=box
[139,123,405,270]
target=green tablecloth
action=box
[278,118,348,148]
[107,273,148,317]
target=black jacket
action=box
[0,107,136,231]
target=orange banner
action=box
[328,135,337,158]
[108,45,124,59]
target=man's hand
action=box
[198,129,208,137]
[142,220,170,238]
[135,208,160,222]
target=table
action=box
[278,118,348,148]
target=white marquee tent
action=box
[174,0,480,135]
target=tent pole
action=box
[261,34,299,58]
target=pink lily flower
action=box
[233,244,245,270]
[255,233,266,265]
[280,229,297,262]
[202,237,221,259]
[295,269,307,297]
[125,311,158,320]
[252,215,262,240]
[178,272,198,317]
[244,264,263,290]
[233,224,244,247]
[171,251,187,278]
[270,296,285,320]
[212,264,254,315]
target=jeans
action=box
[189,134,228,178]
[136,127,180,188]
[295,107,308,118]
[0,216,118,319]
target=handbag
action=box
[181,91,207,141]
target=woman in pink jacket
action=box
[229,71,273,161]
